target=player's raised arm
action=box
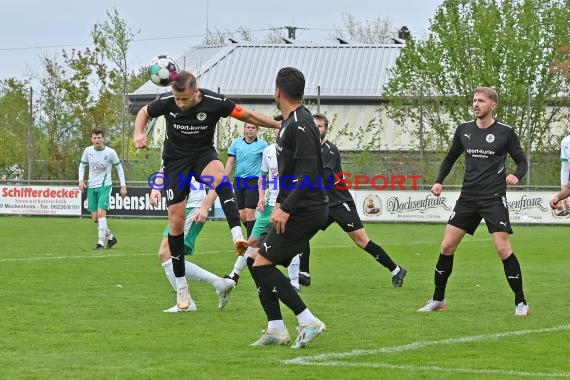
[229,105,281,129]
[134,105,150,149]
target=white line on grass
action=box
[282,324,570,378]
[287,361,570,378]
[0,238,489,262]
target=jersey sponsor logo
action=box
[486,133,495,143]
[172,123,208,134]
[465,148,495,158]
[197,112,207,121]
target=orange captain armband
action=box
[230,104,247,119]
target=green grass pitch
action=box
[0,216,568,379]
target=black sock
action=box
[215,183,241,229]
[433,253,454,301]
[247,259,282,320]
[502,253,526,305]
[251,264,307,316]
[246,220,255,238]
[168,233,185,277]
[364,240,397,272]
[299,241,311,274]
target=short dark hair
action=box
[275,67,305,100]
[273,114,284,121]
[173,70,197,92]
[313,113,329,128]
[91,128,104,136]
[244,122,259,129]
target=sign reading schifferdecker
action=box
[0,185,82,216]
[354,190,570,224]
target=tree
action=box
[203,27,253,45]
[383,0,570,154]
[36,56,79,179]
[0,79,32,180]
[92,8,139,161]
[334,14,397,44]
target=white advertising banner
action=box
[0,185,82,216]
[354,190,570,225]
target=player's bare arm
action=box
[230,105,280,129]
[224,156,236,177]
[551,186,570,209]
[134,105,150,149]
[270,207,290,234]
[431,183,443,196]
[257,174,268,212]
[194,190,218,224]
[150,189,161,207]
[506,174,519,185]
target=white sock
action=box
[230,246,255,277]
[97,217,107,245]
[175,276,195,306]
[105,228,114,240]
[161,259,176,291]
[185,261,220,286]
[288,254,300,288]
[296,308,317,325]
[391,266,401,276]
[175,276,188,291]
[231,226,244,241]
[268,319,286,332]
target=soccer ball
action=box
[148,55,179,87]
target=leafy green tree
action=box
[92,8,139,161]
[0,79,32,180]
[384,0,570,155]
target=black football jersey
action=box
[146,88,235,162]
[321,140,353,204]
[276,106,327,212]
[436,120,527,199]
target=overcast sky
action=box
[0,0,442,81]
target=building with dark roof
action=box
[128,43,416,150]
